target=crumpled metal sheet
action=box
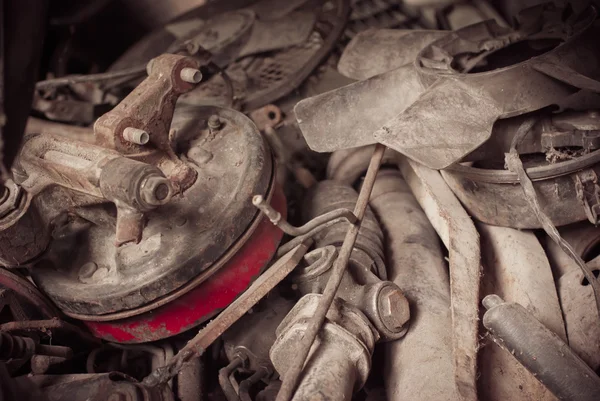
[295,4,600,169]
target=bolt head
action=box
[208,115,221,130]
[378,286,410,332]
[141,176,173,207]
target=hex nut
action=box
[377,285,410,332]
[140,175,173,207]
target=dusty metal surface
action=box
[296,4,600,169]
[3,1,600,400]
[398,156,481,401]
[370,169,457,401]
[270,294,377,401]
[483,295,600,401]
[142,242,310,387]
[28,104,272,316]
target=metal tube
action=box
[239,367,269,401]
[218,356,244,401]
[253,195,356,237]
[275,143,385,401]
[369,169,457,400]
[483,294,600,401]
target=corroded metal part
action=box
[270,294,377,401]
[296,4,600,169]
[95,54,201,191]
[143,242,310,387]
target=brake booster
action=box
[0,54,281,343]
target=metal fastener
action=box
[180,68,203,84]
[141,175,173,207]
[208,115,221,132]
[378,285,410,332]
[123,127,150,145]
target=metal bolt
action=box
[79,262,98,282]
[123,127,150,145]
[378,286,410,332]
[208,115,221,132]
[482,294,504,310]
[180,68,203,84]
[141,175,173,207]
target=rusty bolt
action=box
[180,68,203,84]
[0,180,23,219]
[123,127,150,145]
[208,115,221,132]
[141,175,173,207]
[377,285,410,332]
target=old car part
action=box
[398,155,481,401]
[291,245,409,341]
[295,3,600,169]
[182,0,351,111]
[477,223,565,401]
[442,110,600,229]
[0,53,283,345]
[482,294,600,401]
[298,180,411,339]
[302,180,386,279]
[17,372,174,401]
[143,242,310,387]
[270,294,377,401]
[369,169,457,401]
[0,268,59,321]
[220,294,295,401]
[504,120,600,319]
[274,144,385,401]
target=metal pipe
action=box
[275,143,385,401]
[218,356,244,401]
[239,367,269,401]
[483,294,600,401]
[369,169,457,400]
[253,195,356,237]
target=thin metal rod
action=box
[253,195,357,237]
[219,356,244,401]
[275,143,386,401]
[35,65,147,90]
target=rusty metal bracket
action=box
[94,54,202,191]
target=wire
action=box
[505,118,600,315]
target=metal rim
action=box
[64,163,277,322]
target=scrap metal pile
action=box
[1,0,600,400]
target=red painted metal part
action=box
[83,187,286,343]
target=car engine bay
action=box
[1,0,600,400]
